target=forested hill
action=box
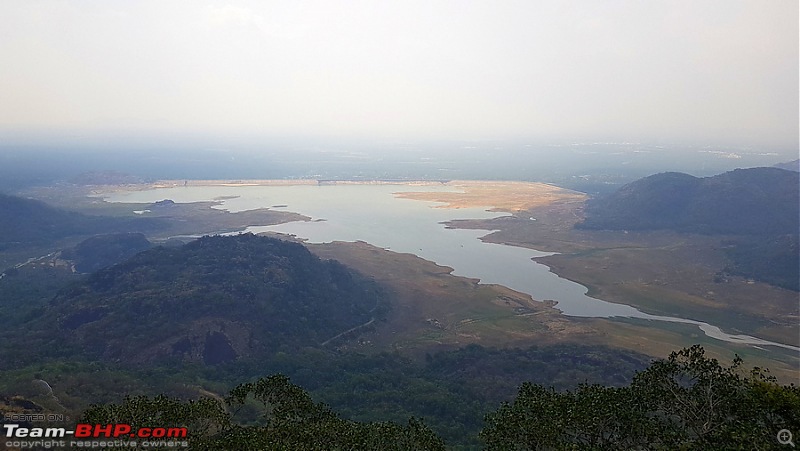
[577,167,799,290]
[0,192,163,250]
[578,167,798,235]
[59,232,154,273]
[42,234,387,365]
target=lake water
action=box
[104,184,798,351]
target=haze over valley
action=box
[0,1,797,448]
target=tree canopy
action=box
[481,345,800,450]
[82,374,444,450]
[81,346,799,449]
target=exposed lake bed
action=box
[98,179,799,378]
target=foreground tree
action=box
[481,345,800,450]
[81,374,444,450]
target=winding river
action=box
[104,183,799,352]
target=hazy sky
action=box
[0,1,797,150]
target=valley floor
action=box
[18,179,800,382]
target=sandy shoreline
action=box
[155,179,451,187]
[91,179,587,212]
[394,180,587,211]
[90,178,448,193]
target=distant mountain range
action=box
[578,167,799,290]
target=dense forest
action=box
[78,346,799,449]
[59,232,154,273]
[37,234,388,364]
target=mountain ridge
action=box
[577,167,799,290]
[578,167,798,235]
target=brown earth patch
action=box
[394,180,586,212]
[306,240,598,354]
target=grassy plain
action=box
[445,200,798,346]
[308,240,596,352]
[305,239,799,382]
[388,181,800,380]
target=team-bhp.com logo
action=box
[4,423,189,448]
[4,423,187,438]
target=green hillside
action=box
[45,234,387,364]
[578,167,798,235]
[578,167,799,290]
[0,192,164,251]
[60,232,154,273]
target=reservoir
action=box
[103,183,798,351]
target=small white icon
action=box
[778,429,795,447]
